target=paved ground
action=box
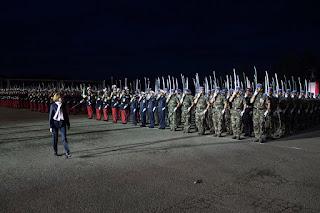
[0,107,320,213]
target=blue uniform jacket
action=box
[49,102,70,128]
[157,96,167,108]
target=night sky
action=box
[0,1,319,81]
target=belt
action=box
[254,107,265,110]
[233,107,242,110]
[246,106,253,109]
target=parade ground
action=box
[1,108,320,213]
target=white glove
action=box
[298,95,301,99]
[221,109,225,115]
[310,109,313,114]
[188,106,191,112]
[226,95,229,99]
[285,94,288,98]
[291,94,294,98]
[305,109,308,113]
[282,109,286,114]
[153,107,156,112]
[273,111,277,116]
[213,92,217,98]
[168,94,172,99]
[133,109,136,112]
[80,99,84,103]
[203,109,207,115]
[297,109,300,114]
[143,108,146,112]
[240,110,244,116]
[264,110,269,117]
[290,109,294,114]
[244,93,248,98]
[254,90,258,96]
[124,105,127,109]
[174,107,177,112]
[162,107,166,111]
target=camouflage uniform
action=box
[265,94,277,139]
[167,95,179,131]
[181,94,193,133]
[224,96,232,135]
[253,92,270,140]
[212,94,226,136]
[230,95,245,138]
[195,95,209,134]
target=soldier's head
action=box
[257,84,263,92]
[122,90,126,95]
[160,90,165,96]
[235,86,240,94]
[170,89,175,95]
[164,88,169,94]
[146,88,150,94]
[215,87,220,94]
[277,89,283,96]
[184,88,188,95]
[141,92,146,97]
[240,89,245,96]
[156,89,160,95]
[199,87,205,95]
[246,88,252,95]
[150,91,155,97]
[286,89,291,95]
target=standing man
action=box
[119,90,130,124]
[210,87,227,137]
[243,88,253,137]
[194,87,210,135]
[250,83,270,143]
[83,87,94,119]
[157,90,167,130]
[111,87,119,122]
[180,89,194,133]
[147,91,157,128]
[130,95,139,126]
[166,89,180,131]
[95,91,102,120]
[229,87,247,140]
[139,92,147,127]
[102,89,110,121]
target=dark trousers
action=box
[131,109,137,125]
[148,108,155,127]
[52,120,70,155]
[140,110,146,126]
[243,109,253,136]
[158,108,165,129]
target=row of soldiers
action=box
[81,84,320,143]
[1,84,320,143]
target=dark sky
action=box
[0,1,319,80]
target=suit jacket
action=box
[49,102,70,128]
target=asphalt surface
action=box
[1,107,320,213]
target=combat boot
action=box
[236,136,241,140]
[232,136,236,139]
[253,138,259,142]
[258,138,263,143]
